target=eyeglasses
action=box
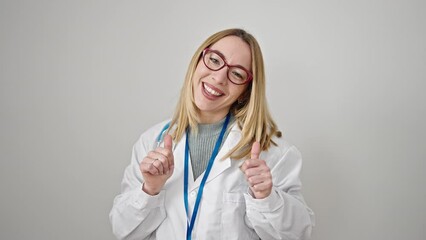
[202,48,253,85]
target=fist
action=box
[240,141,273,199]
[140,134,174,195]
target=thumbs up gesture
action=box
[140,134,175,195]
[240,142,273,199]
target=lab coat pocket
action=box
[221,192,258,240]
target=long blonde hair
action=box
[169,28,281,160]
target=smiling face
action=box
[192,36,252,123]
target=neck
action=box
[198,111,229,124]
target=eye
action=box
[230,68,246,81]
[204,51,224,70]
[209,56,221,66]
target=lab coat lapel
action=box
[189,124,241,191]
[173,134,196,186]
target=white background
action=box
[1,0,425,239]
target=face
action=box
[192,36,252,123]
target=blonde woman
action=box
[110,28,314,240]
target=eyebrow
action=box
[212,49,227,61]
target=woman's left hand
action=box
[240,142,273,199]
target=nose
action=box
[211,67,228,85]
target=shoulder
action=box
[228,123,302,162]
[271,136,300,155]
[263,136,303,167]
[263,136,304,187]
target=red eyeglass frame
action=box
[202,48,253,85]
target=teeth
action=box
[204,83,222,96]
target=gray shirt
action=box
[188,115,235,179]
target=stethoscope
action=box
[155,122,170,148]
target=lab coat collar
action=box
[179,122,242,192]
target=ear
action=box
[237,97,245,104]
[237,88,251,104]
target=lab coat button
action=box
[190,191,197,197]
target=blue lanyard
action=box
[184,113,230,240]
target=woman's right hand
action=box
[140,134,174,195]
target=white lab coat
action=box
[110,120,315,240]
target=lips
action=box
[202,82,224,100]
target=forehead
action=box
[209,36,252,70]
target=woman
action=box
[110,28,314,240]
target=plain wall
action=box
[1,0,425,239]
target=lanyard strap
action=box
[184,113,230,240]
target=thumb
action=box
[163,134,173,150]
[251,141,261,160]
